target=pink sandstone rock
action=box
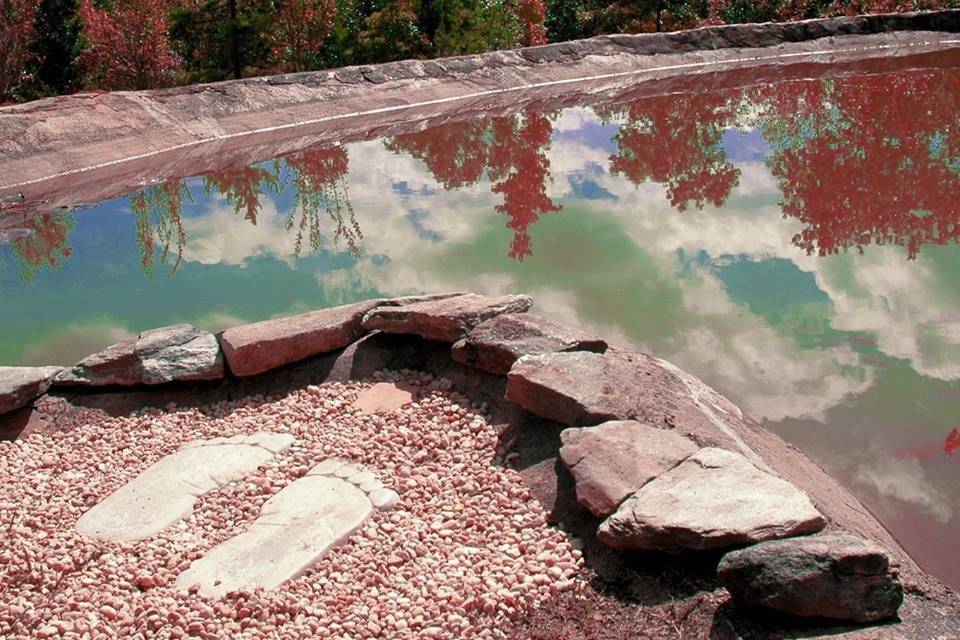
[221,301,381,377]
[352,382,416,414]
[56,324,223,386]
[597,447,826,552]
[361,293,534,343]
[0,366,63,415]
[220,294,466,377]
[451,313,607,375]
[505,348,774,471]
[559,421,698,518]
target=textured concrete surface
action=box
[175,460,396,598]
[75,432,295,541]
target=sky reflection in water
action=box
[2,64,959,587]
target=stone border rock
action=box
[0,292,919,623]
[1,11,957,212]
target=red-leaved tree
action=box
[518,0,549,46]
[271,0,337,71]
[0,0,40,101]
[79,0,181,90]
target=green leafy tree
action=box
[546,0,582,42]
[21,0,82,98]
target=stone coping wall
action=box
[3,292,960,633]
[0,10,958,209]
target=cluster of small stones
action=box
[0,371,585,639]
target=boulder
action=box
[57,325,223,386]
[221,300,380,377]
[219,294,467,377]
[362,293,534,342]
[451,313,607,374]
[597,447,825,552]
[0,366,63,415]
[559,421,698,517]
[717,532,903,623]
[506,348,773,471]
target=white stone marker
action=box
[176,460,398,598]
[76,432,295,542]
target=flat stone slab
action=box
[559,421,698,518]
[0,366,63,415]
[76,433,295,542]
[597,447,826,552]
[361,293,534,343]
[221,300,381,377]
[718,532,903,623]
[176,459,397,598]
[57,324,224,386]
[451,313,607,374]
[352,382,415,414]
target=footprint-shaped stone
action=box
[175,459,398,598]
[76,433,295,542]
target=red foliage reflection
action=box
[753,69,960,260]
[9,209,75,282]
[601,91,741,211]
[388,108,562,260]
[284,145,362,257]
[946,427,960,457]
[203,164,278,225]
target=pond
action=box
[2,55,959,589]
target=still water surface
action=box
[2,61,959,587]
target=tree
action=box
[21,0,82,98]
[545,0,582,43]
[0,0,40,102]
[78,0,181,90]
[168,0,273,82]
[271,0,337,71]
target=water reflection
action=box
[5,67,959,277]
[2,61,959,588]
[602,91,741,211]
[4,208,75,282]
[388,108,563,260]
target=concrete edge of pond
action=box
[0,9,958,213]
[2,292,959,636]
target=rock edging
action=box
[1,291,907,623]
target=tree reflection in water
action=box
[600,90,742,211]
[132,180,189,276]
[4,209,76,282]
[283,145,362,258]
[4,65,959,277]
[203,163,280,225]
[753,69,960,259]
[388,108,563,261]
